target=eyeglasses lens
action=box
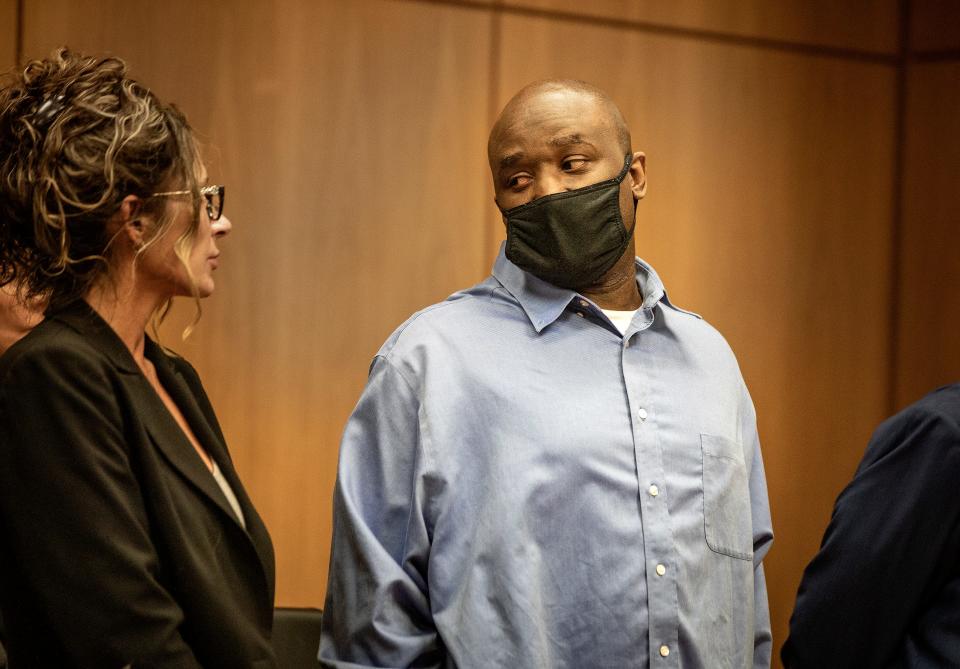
[203,186,224,221]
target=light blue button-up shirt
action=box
[320,246,773,669]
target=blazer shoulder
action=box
[881,384,960,439]
[859,385,960,474]
[0,318,110,381]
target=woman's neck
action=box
[84,278,165,364]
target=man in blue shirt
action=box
[320,79,773,668]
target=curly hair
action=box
[0,48,201,311]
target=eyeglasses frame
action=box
[150,184,225,221]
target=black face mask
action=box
[500,154,635,290]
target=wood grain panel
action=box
[910,0,960,52]
[497,0,898,54]
[896,62,960,408]
[22,0,492,607]
[0,0,15,68]
[496,14,896,660]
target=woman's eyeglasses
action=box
[151,185,225,221]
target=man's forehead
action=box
[488,84,626,166]
[495,131,601,166]
[492,117,612,162]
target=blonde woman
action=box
[0,50,275,668]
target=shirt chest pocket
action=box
[700,433,753,560]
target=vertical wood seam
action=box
[888,0,910,413]
[14,0,23,66]
[483,0,501,277]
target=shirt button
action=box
[659,645,670,657]
[648,484,659,497]
[579,299,589,307]
[656,564,666,576]
[638,408,648,421]
[576,312,584,318]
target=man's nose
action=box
[213,214,232,238]
[531,172,566,200]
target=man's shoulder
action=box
[864,384,960,465]
[917,383,960,414]
[658,298,740,361]
[894,384,960,435]
[376,276,511,358]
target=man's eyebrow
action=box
[498,152,524,170]
[548,134,594,149]
[496,136,595,171]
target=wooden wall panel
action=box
[910,0,960,51]
[22,0,493,607]
[896,61,960,408]
[495,14,896,659]
[0,0,15,68]
[498,0,899,54]
[16,1,916,660]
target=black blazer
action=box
[782,384,960,668]
[0,300,276,668]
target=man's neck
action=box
[580,248,642,311]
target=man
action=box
[320,80,773,668]
[782,384,960,668]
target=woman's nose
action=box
[212,214,232,238]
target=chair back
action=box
[272,607,322,668]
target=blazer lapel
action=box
[135,371,244,529]
[148,345,276,603]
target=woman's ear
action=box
[116,195,146,248]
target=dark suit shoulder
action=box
[914,383,960,429]
[859,384,960,471]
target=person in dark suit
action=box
[0,49,276,668]
[782,383,960,668]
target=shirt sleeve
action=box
[743,380,774,669]
[319,354,443,668]
[781,402,960,668]
[0,346,201,668]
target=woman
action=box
[0,50,276,668]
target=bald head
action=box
[487,79,631,166]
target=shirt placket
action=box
[623,308,680,668]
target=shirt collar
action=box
[491,242,670,333]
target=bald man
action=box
[320,80,773,669]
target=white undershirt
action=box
[211,461,246,529]
[600,308,639,336]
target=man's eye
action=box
[562,158,586,171]
[508,174,531,189]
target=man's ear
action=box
[629,151,647,200]
[115,195,146,247]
